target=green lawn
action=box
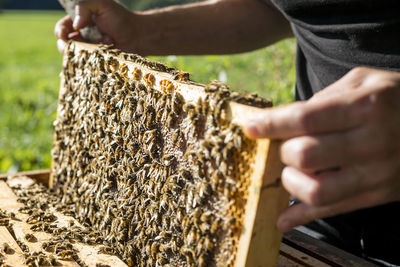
[0,10,296,173]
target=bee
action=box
[42,241,55,253]
[182,103,195,113]
[126,257,134,267]
[9,212,20,221]
[233,134,243,150]
[43,214,57,223]
[0,218,9,227]
[132,68,142,81]
[199,222,210,233]
[25,233,37,243]
[173,72,190,81]
[159,80,175,94]
[198,254,208,267]
[16,240,29,253]
[56,249,76,261]
[98,245,114,255]
[150,242,160,255]
[107,56,119,72]
[180,170,193,181]
[2,243,13,254]
[166,113,175,128]
[26,216,38,225]
[143,73,155,87]
[25,255,38,266]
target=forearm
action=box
[132,0,292,56]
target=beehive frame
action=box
[50,41,289,267]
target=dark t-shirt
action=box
[270,0,400,265]
[272,0,400,99]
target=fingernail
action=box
[245,120,261,138]
[73,15,80,30]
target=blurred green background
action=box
[0,8,296,174]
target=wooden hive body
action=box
[50,41,289,267]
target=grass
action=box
[0,10,296,174]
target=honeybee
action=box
[56,249,76,261]
[25,233,37,243]
[173,72,190,81]
[132,68,142,81]
[107,56,119,72]
[182,103,195,113]
[2,243,13,254]
[98,245,114,255]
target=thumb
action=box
[73,0,110,30]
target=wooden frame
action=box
[50,41,290,267]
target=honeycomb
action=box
[51,41,273,266]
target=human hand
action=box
[245,67,400,232]
[55,0,138,53]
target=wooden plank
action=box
[283,229,378,267]
[0,169,50,187]
[0,180,78,267]
[277,254,304,267]
[0,226,26,266]
[0,179,128,267]
[236,140,289,267]
[279,243,331,267]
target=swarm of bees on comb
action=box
[50,41,276,267]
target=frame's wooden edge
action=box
[0,226,27,266]
[68,41,265,127]
[234,139,270,267]
[234,140,289,267]
[0,169,51,187]
[241,140,290,267]
[49,47,70,189]
[283,229,378,267]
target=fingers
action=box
[74,0,112,30]
[57,39,67,54]
[244,68,378,140]
[281,166,364,206]
[74,3,93,30]
[55,15,74,41]
[55,16,77,53]
[277,190,385,232]
[279,125,390,171]
[281,155,397,207]
[244,96,361,140]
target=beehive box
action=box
[3,41,290,267]
[0,171,377,267]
